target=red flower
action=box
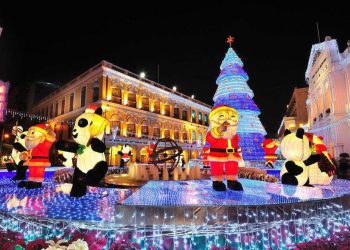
[26,239,49,250]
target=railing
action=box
[102,60,212,109]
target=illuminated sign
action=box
[0,80,10,122]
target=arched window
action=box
[182,131,188,142]
[154,99,160,114]
[141,95,150,111]
[198,132,203,143]
[92,84,99,102]
[174,126,180,141]
[191,110,196,123]
[110,115,121,136]
[174,104,179,119]
[182,110,187,121]
[164,104,170,116]
[81,86,86,107]
[204,114,209,126]
[141,120,149,139]
[198,112,203,124]
[192,130,196,142]
[164,129,170,138]
[153,123,161,139]
[127,117,137,137]
[128,91,137,108]
[111,86,122,104]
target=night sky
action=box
[0,2,349,136]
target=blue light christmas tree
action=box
[212,37,266,161]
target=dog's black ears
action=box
[284,129,291,136]
[95,107,103,116]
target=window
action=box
[164,130,170,138]
[127,123,136,137]
[174,107,179,119]
[41,108,44,117]
[174,131,180,141]
[192,131,196,141]
[164,104,170,116]
[111,87,122,104]
[204,114,209,126]
[141,97,149,111]
[92,86,99,102]
[69,93,74,112]
[55,101,58,117]
[153,127,160,138]
[191,110,196,122]
[81,86,86,107]
[141,125,149,138]
[128,92,136,108]
[110,121,121,136]
[198,112,203,124]
[50,103,53,118]
[154,100,160,114]
[182,110,187,121]
[61,98,65,115]
[45,106,49,117]
[182,132,188,142]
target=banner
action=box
[0,80,10,122]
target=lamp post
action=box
[0,128,10,157]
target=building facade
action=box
[277,87,308,138]
[30,61,211,165]
[305,37,350,158]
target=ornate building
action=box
[305,37,350,158]
[30,61,211,165]
[277,87,308,138]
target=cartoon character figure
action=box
[206,105,244,191]
[261,138,279,168]
[280,128,320,186]
[305,133,336,185]
[147,143,155,163]
[56,105,109,197]
[18,124,56,189]
[118,144,132,167]
[10,127,28,180]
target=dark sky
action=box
[0,2,349,136]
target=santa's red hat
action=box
[30,123,51,134]
[85,104,99,114]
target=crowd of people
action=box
[336,153,350,179]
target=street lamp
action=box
[172,86,177,91]
[0,129,10,157]
[140,72,146,78]
[191,95,195,99]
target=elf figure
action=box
[19,124,56,189]
[261,139,279,168]
[206,105,244,191]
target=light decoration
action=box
[5,109,75,126]
[212,45,267,161]
[0,178,350,248]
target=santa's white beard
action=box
[222,126,237,139]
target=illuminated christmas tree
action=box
[212,36,266,161]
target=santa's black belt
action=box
[31,156,49,159]
[210,148,238,153]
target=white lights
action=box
[140,72,146,78]
[191,95,194,99]
[172,86,177,91]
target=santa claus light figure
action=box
[18,123,56,189]
[206,105,244,191]
[261,139,279,168]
